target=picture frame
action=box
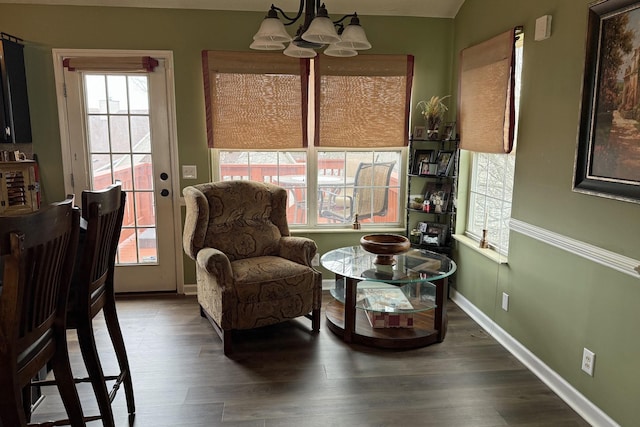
[440,121,456,141]
[423,223,449,246]
[413,126,426,140]
[574,0,640,203]
[412,149,434,175]
[417,221,429,233]
[419,161,439,176]
[419,161,430,176]
[435,150,455,176]
[423,181,452,213]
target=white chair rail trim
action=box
[510,218,640,279]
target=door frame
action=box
[52,48,184,294]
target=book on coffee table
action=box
[357,281,414,328]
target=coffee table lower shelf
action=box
[325,300,445,349]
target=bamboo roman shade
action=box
[459,29,517,153]
[315,54,414,148]
[63,56,159,72]
[202,51,309,149]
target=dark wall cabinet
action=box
[0,33,32,143]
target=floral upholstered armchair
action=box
[182,180,322,356]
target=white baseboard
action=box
[449,288,619,427]
[183,283,197,295]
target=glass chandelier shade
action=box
[334,16,371,50]
[324,43,358,57]
[252,12,293,43]
[250,39,286,50]
[250,2,370,57]
[284,42,318,58]
[301,13,341,45]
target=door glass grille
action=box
[84,73,157,264]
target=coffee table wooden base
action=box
[325,300,445,349]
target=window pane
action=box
[90,154,112,187]
[128,76,149,114]
[220,151,249,180]
[112,154,133,191]
[133,154,154,190]
[131,116,150,153]
[138,228,157,264]
[135,191,156,227]
[109,115,131,153]
[85,75,107,114]
[317,150,401,226]
[106,75,128,113]
[87,115,110,153]
[117,228,137,264]
[218,150,308,225]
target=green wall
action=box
[453,1,640,426]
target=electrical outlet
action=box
[582,348,595,376]
[501,292,509,311]
[311,253,320,267]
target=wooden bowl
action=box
[360,234,411,265]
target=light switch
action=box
[182,165,197,179]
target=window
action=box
[216,148,402,227]
[466,35,523,254]
[207,52,413,228]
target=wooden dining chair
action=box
[35,184,134,426]
[0,198,86,426]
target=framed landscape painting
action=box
[574,0,640,203]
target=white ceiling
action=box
[2,0,466,18]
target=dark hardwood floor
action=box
[31,293,590,426]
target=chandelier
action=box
[250,0,371,58]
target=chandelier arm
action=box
[271,2,305,26]
[332,13,357,26]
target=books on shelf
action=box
[357,281,414,329]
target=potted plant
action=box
[417,95,450,139]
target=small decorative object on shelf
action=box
[352,213,361,230]
[480,229,490,248]
[409,195,423,210]
[440,121,456,141]
[410,228,422,244]
[0,160,40,215]
[416,95,451,139]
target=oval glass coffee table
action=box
[321,246,457,349]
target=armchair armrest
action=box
[196,247,233,287]
[279,236,318,267]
